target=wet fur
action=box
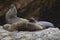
[11,22,43,31]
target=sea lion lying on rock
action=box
[12,22,43,31]
[3,22,43,32]
[4,4,43,32]
[5,4,54,32]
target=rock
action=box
[44,31,60,40]
[33,28,59,40]
[1,36,14,40]
[0,26,11,40]
[12,28,60,40]
[0,28,60,40]
[36,21,54,29]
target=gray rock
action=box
[14,28,60,40]
[0,28,60,40]
[44,31,60,40]
[36,21,54,29]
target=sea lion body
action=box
[3,22,43,32]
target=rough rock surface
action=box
[0,28,60,40]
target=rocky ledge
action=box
[0,27,60,40]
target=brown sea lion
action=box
[11,22,43,31]
[3,21,43,32]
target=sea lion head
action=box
[3,24,12,31]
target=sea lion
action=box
[11,22,43,31]
[4,4,43,31]
[3,22,43,32]
[5,4,29,24]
